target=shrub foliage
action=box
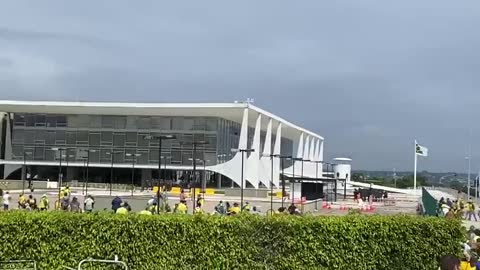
[0,212,464,269]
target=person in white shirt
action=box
[84,195,95,213]
[3,191,11,211]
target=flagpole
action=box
[414,140,417,192]
[476,169,479,203]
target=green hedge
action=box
[0,212,464,269]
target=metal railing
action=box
[63,256,128,270]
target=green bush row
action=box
[0,212,464,269]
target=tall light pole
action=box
[292,157,304,204]
[182,141,207,211]
[467,156,472,199]
[126,152,142,197]
[217,154,226,189]
[84,149,97,196]
[189,158,210,195]
[22,151,32,194]
[278,156,292,208]
[145,134,177,214]
[161,156,171,185]
[232,148,255,210]
[65,154,74,185]
[106,150,124,196]
[263,154,280,215]
[51,147,66,204]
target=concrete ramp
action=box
[349,181,420,196]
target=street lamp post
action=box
[189,158,210,196]
[161,156,171,185]
[145,134,177,215]
[467,156,472,199]
[263,154,280,215]
[51,147,66,204]
[182,141,207,212]
[84,149,97,196]
[232,148,255,210]
[106,150,124,196]
[291,158,303,204]
[217,154,226,189]
[22,151,32,194]
[277,156,292,208]
[126,152,142,197]
[65,154,74,185]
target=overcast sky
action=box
[1,1,479,172]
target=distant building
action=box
[0,100,326,189]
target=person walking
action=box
[242,202,251,212]
[179,189,186,202]
[18,194,26,209]
[84,195,95,213]
[111,196,123,213]
[215,201,226,215]
[60,193,70,211]
[70,197,81,213]
[2,191,11,211]
[27,195,37,210]
[39,194,49,211]
[176,200,188,214]
[467,200,478,222]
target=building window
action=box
[24,130,35,144]
[25,115,35,127]
[137,117,150,130]
[101,116,114,129]
[46,115,56,127]
[125,132,137,146]
[172,118,184,130]
[89,133,101,146]
[114,117,126,129]
[101,131,113,145]
[66,132,76,145]
[34,114,46,127]
[113,133,125,147]
[12,129,24,144]
[56,116,67,127]
[45,131,55,145]
[13,114,25,126]
[77,131,89,145]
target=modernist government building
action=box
[0,100,331,191]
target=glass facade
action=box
[10,113,263,167]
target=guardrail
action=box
[63,256,128,270]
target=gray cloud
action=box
[0,0,479,172]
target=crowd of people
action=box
[440,226,480,269]
[438,197,478,221]
[1,185,307,217]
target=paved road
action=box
[3,188,418,216]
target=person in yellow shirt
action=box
[176,200,188,214]
[460,257,477,270]
[139,208,153,215]
[194,202,204,215]
[229,202,241,215]
[18,194,26,209]
[242,202,251,212]
[39,194,49,211]
[116,203,129,215]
